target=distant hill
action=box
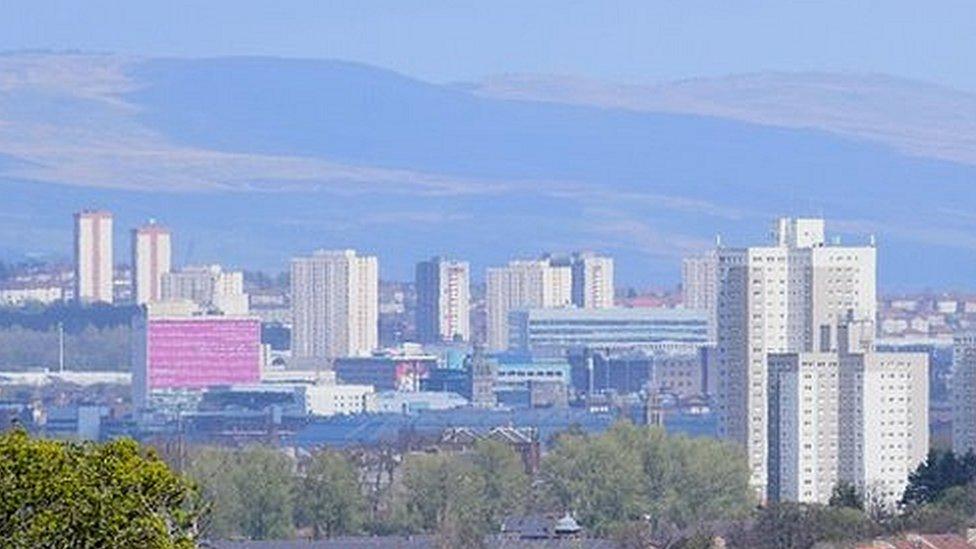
[469,72,976,167]
[1,53,975,289]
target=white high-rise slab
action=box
[768,341,928,506]
[74,210,114,304]
[161,265,248,315]
[291,250,378,360]
[952,333,976,454]
[416,257,470,343]
[682,251,718,340]
[486,259,572,351]
[131,221,171,305]
[715,217,877,496]
[571,252,615,309]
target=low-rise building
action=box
[508,307,709,357]
[334,346,437,392]
[0,282,63,306]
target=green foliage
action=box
[395,452,488,546]
[0,429,204,548]
[188,445,295,540]
[538,422,754,537]
[392,441,529,547]
[903,450,976,506]
[0,325,131,370]
[295,449,365,539]
[538,424,644,533]
[469,439,529,524]
[829,480,863,510]
[732,502,877,549]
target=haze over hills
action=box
[470,72,976,167]
[1,52,975,289]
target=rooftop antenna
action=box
[715,234,722,248]
[869,234,876,247]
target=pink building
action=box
[132,315,261,408]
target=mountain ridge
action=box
[1,54,975,288]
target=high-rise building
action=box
[682,251,718,340]
[486,259,572,351]
[74,210,114,304]
[291,250,378,361]
[768,323,927,506]
[952,333,976,454]
[161,265,248,315]
[570,252,614,309]
[131,221,171,305]
[415,257,470,343]
[131,312,262,409]
[715,218,877,496]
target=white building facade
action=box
[74,210,114,304]
[715,218,877,496]
[486,259,572,351]
[415,257,470,343]
[571,252,615,309]
[131,221,172,305]
[161,265,248,315]
[682,251,718,340]
[768,347,927,506]
[291,249,378,361]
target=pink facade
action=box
[146,318,260,390]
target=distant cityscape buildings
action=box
[131,220,171,305]
[0,209,952,511]
[569,252,615,309]
[161,265,248,315]
[291,249,379,362]
[682,251,717,340]
[484,255,614,352]
[507,307,708,357]
[415,257,470,343]
[74,210,114,304]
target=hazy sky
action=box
[4,1,976,89]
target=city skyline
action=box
[8,206,937,293]
[3,5,973,546]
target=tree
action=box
[538,422,753,538]
[829,480,863,510]
[393,452,490,546]
[188,445,295,540]
[903,450,976,506]
[730,502,876,549]
[0,429,204,548]
[469,439,529,526]
[538,425,644,534]
[295,449,365,539]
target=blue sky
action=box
[4,1,976,88]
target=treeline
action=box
[727,450,976,548]
[0,303,139,370]
[182,427,976,547]
[184,423,756,546]
[0,325,130,370]
[0,302,140,332]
